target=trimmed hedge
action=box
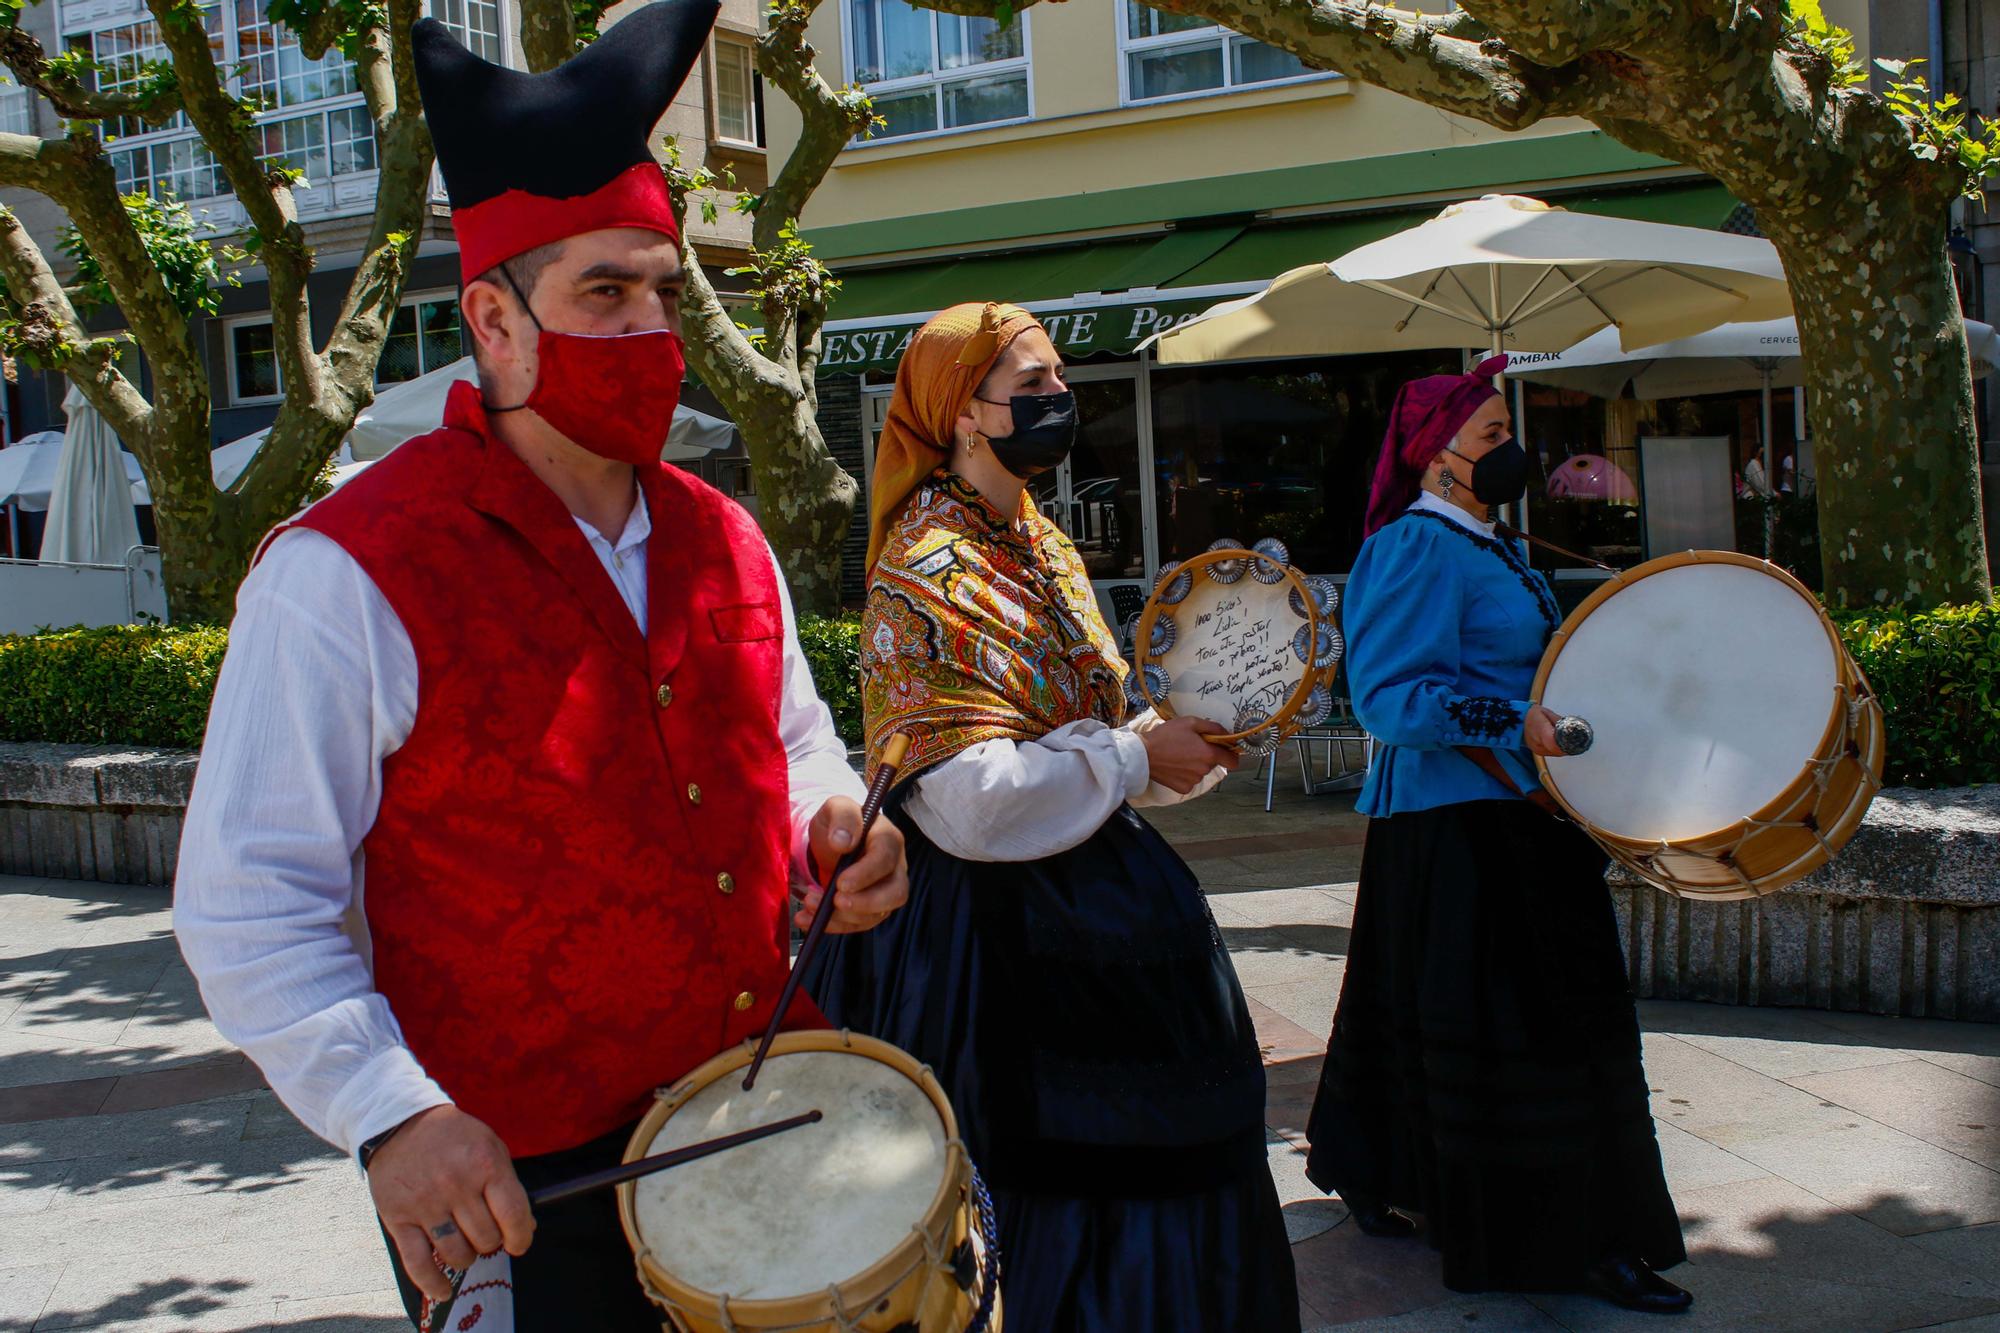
[797,612,863,745]
[2,606,1988,789]
[0,624,228,749]
[1836,603,1999,789]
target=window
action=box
[1120,2,1323,104]
[63,0,446,209]
[0,80,33,135]
[712,35,764,148]
[378,295,464,384]
[235,0,357,110]
[845,0,1027,141]
[430,0,504,63]
[229,320,281,403]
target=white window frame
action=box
[376,287,465,386]
[709,31,764,151]
[55,0,508,208]
[0,79,34,135]
[224,315,284,406]
[1116,2,1336,108]
[841,0,1033,147]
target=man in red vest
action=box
[174,3,906,1326]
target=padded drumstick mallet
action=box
[742,730,913,1092]
[1554,715,1595,756]
[525,1109,823,1207]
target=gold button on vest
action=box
[655,682,673,708]
[716,871,734,894]
[733,991,755,1012]
[687,783,702,805]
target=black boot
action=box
[1343,1196,1418,1239]
[1585,1255,1693,1314]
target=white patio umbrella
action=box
[133,357,738,502]
[41,384,141,564]
[1510,314,2000,515]
[1149,194,1794,366]
[342,357,737,463]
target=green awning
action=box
[801,179,1746,377]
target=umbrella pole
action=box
[1513,378,1531,539]
[1761,367,1775,559]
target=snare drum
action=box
[618,1030,1000,1333]
[1533,551,1884,900]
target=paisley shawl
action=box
[864,470,1129,784]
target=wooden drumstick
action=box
[526,1109,823,1208]
[742,731,912,1092]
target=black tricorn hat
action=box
[413,0,720,282]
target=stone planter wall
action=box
[0,742,198,886]
[1609,785,2000,1023]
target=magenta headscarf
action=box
[1362,354,1509,538]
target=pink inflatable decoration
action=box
[1546,453,1637,502]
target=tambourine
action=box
[1129,538,1343,757]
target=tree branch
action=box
[0,130,207,457]
[756,0,876,255]
[0,205,153,446]
[145,0,318,412]
[0,25,183,125]
[515,0,577,72]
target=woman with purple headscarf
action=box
[1304,357,1690,1314]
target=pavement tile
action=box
[1652,1119,1768,1193]
[1309,1295,1564,1331]
[1911,1221,2000,1291]
[1786,1059,2000,1171]
[0,1029,231,1094]
[1218,886,1354,927]
[1670,1173,2000,1298]
[1636,1032,1868,1148]
[47,1134,351,1212]
[1527,1266,2000,1332]
[0,1099,253,1174]
[240,1092,321,1145]
[1289,1217,1459,1326]
[27,1226,389,1327]
[268,1290,410,1331]
[0,1077,114,1127]
[1245,979,1339,1045]
[1638,1001,1915,1081]
[1,957,172,1048]
[95,1054,266,1118]
[1714,1117,2000,1237]
[0,1156,71,1218]
[0,1261,62,1328]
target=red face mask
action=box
[487,269,686,467]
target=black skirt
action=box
[802,795,1300,1333]
[1305,798,1685,1294]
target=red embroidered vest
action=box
[280,382,814,1157]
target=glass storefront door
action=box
[1027,365,1154,625]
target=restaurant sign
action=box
[816,296,1223,375]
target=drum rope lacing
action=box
[1624,679,1883,895]
[637,1139,1003,1332]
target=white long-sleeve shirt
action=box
[902,710,1224,862]
[174,489,864,1158]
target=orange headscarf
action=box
[865,301,1041,574]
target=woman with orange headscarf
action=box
[800,303,1299,1331]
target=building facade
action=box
[768,0,1927,612]
[0,0,768,459]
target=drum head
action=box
[632,1049,947,1301]
[1539,561,1840,841]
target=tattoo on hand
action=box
[430,1220,459,1241]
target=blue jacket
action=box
[1346,499,1562,816]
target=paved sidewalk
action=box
[0,769,1996,1330]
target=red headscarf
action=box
[1362,354,1508,538]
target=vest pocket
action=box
[711,601,782,642]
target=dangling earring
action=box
[1437,465,1455,500]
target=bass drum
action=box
[619,1030,1000,1333]
[1533,550,1884,900]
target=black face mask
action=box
[975,390,1077,479]
[1446,440,1528,507]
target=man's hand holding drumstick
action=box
[368,1104,533,1301]
[798,796,910,934]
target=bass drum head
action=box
[1539,559,1840,843]
[631,1048,948,1303]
